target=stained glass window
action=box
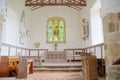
[47,17,66,43]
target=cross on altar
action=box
[54,43,58,51]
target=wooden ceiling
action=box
[25,0,86,11]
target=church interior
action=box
[0,0,120,80]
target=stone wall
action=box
[103,12,120,80]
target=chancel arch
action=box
[46,17,66,43]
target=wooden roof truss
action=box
[25,0,86,11]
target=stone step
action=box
[34,65,82,68]
[33,63,82,71]
[33,67,82,71]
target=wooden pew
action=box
[80,53,98,80]
[0,62,9,77]
[0,56,19,77]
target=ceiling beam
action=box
[31,6,42,11]
[25,3,86,6]
[25,0,86,11]
[25,0,86,6]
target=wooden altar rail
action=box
[1,43,48,56]
[28,49,48,56]
[1,43,104,59]
[81,43,105,77]
[83,43,104,59]
[64,43,104,59]
[64,48,85,60]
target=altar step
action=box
[33,63,82,71]
[33,67,82,71]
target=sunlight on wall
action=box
[90,0,104,45]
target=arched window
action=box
[46,17,66,43]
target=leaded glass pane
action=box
[47,17,66,43]
[48,20,53,41]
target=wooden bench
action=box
[80,54,98,80]
[0,56,19,77]
[0,62,9,77]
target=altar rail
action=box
[1,43,104,59]
[1,43,48,56]
[84,43,104,59]
[64,43,104,59]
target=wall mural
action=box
[82,18,89,41]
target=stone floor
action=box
[26,72,81,80]
[15,61,106,80]
[16,71,106,80]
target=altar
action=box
[44,51,67,63]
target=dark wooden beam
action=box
[25,0,86,6]
[70,6,81,11]
[25,0,86,11]
[31,6,42,11]
[30,6,38,9]
[25,3,86,6]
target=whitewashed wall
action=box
[80,0,96,47]
[101,0,120,17]
[0,0,6,14]
[1,0,120,56]
[0,13,3,51]
[90,0,103,45]
[79,0,120,58]
[80,0,120,47]
[26,6,83,51]
[4,0,32,48]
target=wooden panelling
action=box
[27,60,33,74]
[81,54,98,80]
[17,59,27,79]
[0,56,19,77]
[0,62,9,77]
